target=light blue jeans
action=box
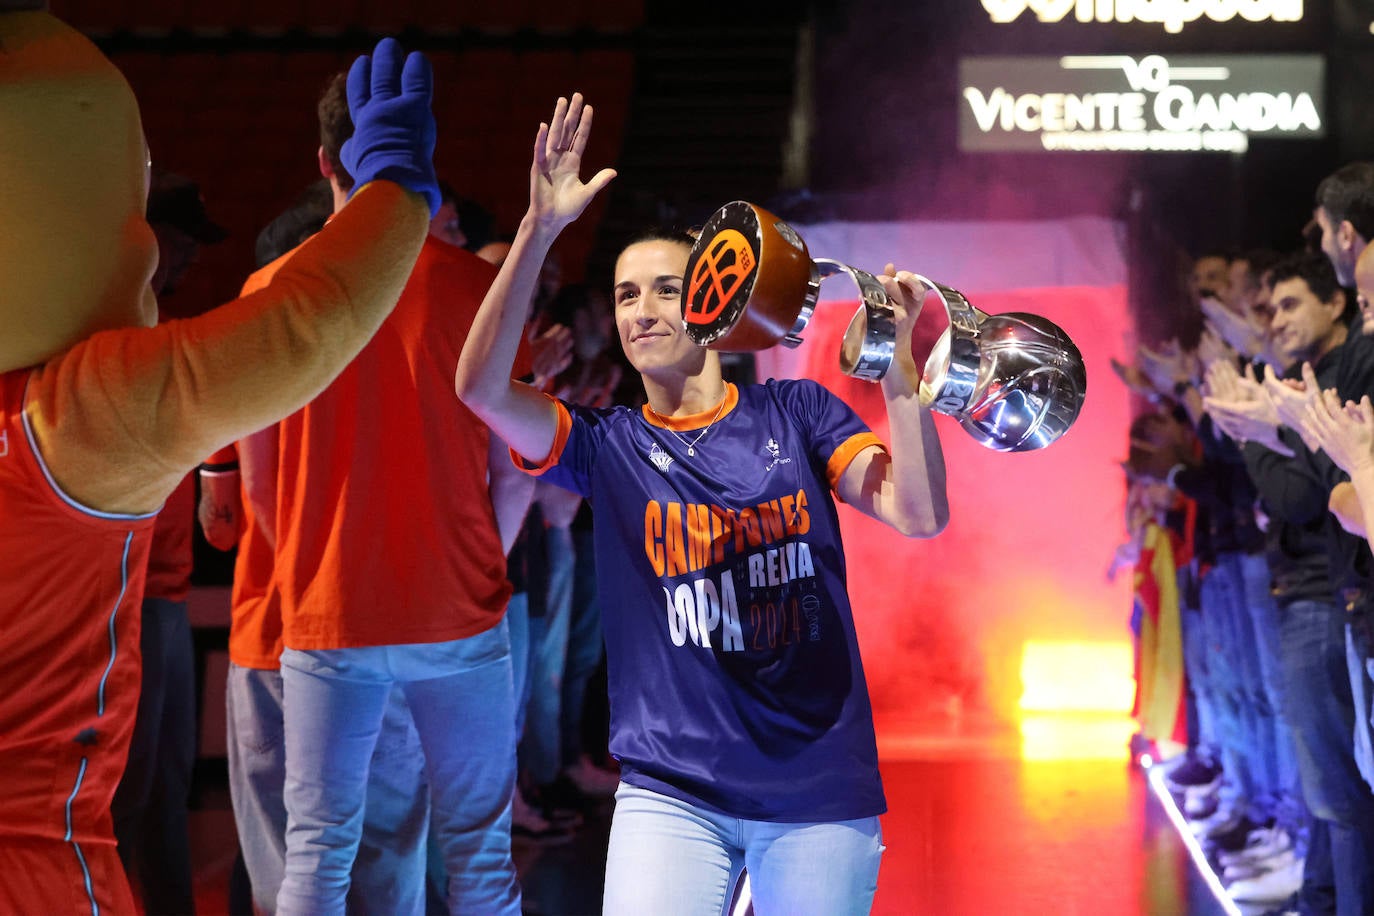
[1232,551,1303,829]
[1349,624,1374,792]
[227,664,430,916]
[602,783,883,916]
[1200,553,1276,811]
[277,621,519,916]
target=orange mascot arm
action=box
[27,182,428,514]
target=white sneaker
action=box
[1190,803,1242,838]
[1227,856,1304,903]
[1218,827,1293,868]
[1222,846,1296,882]
[1184,789,1218,819]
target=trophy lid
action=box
[681,201,817,351]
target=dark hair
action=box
[317,72,355,191]
[1242,247,1280,280]
[454,197,495,252]
[1269,249,1349,317]
[1238,248,1284,286]
[1192,249,1232,265]
[618,226,698,255]
[1315,162,1374,242]
[255,179,333,268]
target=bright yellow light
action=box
[1018,640,1136,713]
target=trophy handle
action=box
[814,258,897,382]
[913,276,990,415]
[779,260,822,350]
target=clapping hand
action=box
[1137,338,1197,398]
[1261,362,1321,451]
[1202,361,1291,454]
[1111,356,1161,400]
[1196,325,1236,373]
[1200,295,1264,359]
[1305,388,1374,477]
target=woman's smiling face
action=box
[612,239,705,378]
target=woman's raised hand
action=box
[878,264,930,398]
[529,93,617,234]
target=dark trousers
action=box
[111,597,197,915]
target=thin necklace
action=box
[647,393,727,457]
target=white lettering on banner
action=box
[966,86,1317,137]
[982,0,1303,33]
[1153,88,1320,133]
[963,54,1322,154]
[964,87,1149,133]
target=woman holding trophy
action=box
[455,92,949,914]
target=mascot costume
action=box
[0,4,441,911]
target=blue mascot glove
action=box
[340,37,441,215]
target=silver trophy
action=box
[681,201,1087,452]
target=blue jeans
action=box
[427,596,527,909]
[602,783,883,916]
[277,623,518,916]
[1220,554,1302,829]
[112,597,196,915]
[1278,599,1374,915]
[523,524,575,785]
[1200,557,1262,806]
[507,592,532,737]
[227,664,431,915]
[1348,616,1374,792]
[1178,600,1216,753]
[1233,551,1303,827]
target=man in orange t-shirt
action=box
[263,74,533,915]
[201,428,433,915]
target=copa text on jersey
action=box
[662,543,820,652]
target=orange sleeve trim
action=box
[827,432,885,493]
[510,394,573,477]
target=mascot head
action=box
[0,8,159,372]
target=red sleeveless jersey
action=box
[0,368,155,856]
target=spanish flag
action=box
[1133,521,1189,748]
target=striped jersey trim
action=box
[19,378,159,522]
[97,532,134,716]
[64,757,99,915]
